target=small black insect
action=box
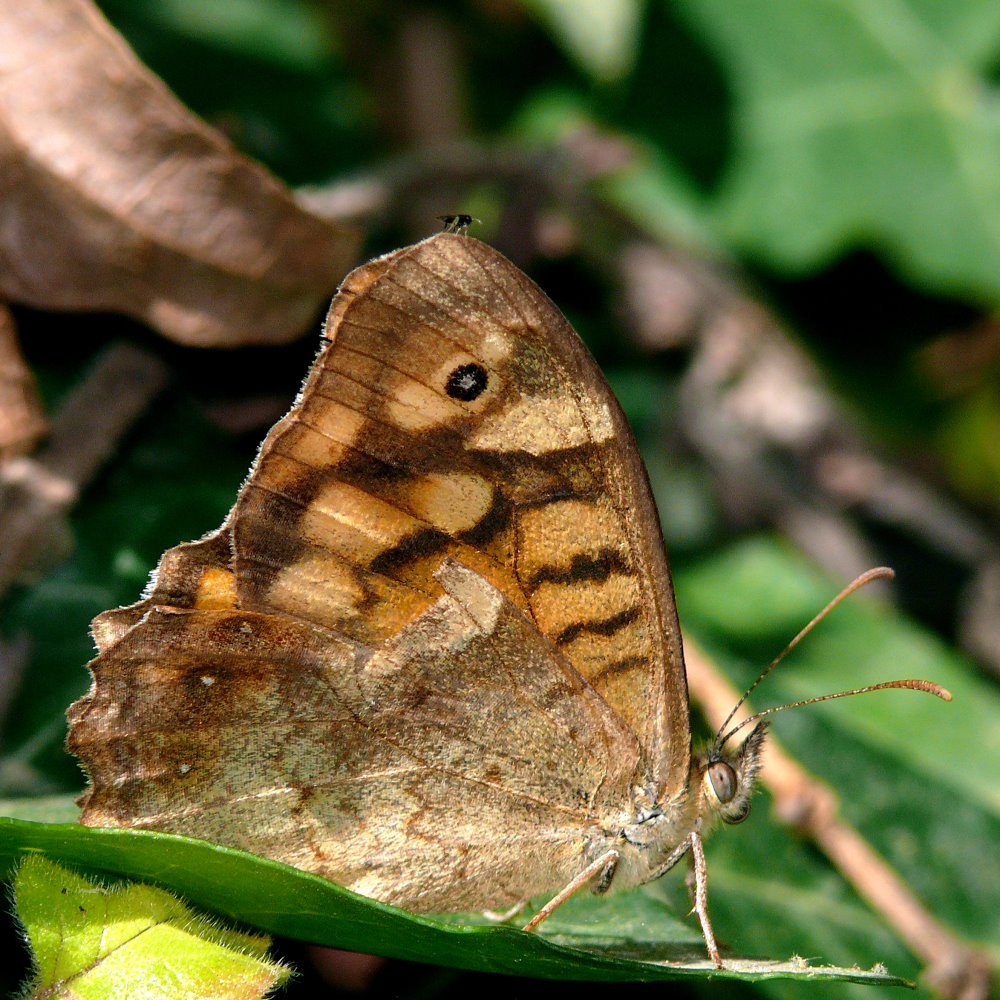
[439,214,479,235]
[446,362,489,401]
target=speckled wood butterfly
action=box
[67,232,948,966]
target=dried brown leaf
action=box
[0,0,360,346]
[0,304,47,458]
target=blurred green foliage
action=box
[3,2,1000,998]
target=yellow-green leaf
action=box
[13,855,290,1000]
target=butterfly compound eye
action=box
[708,761,737,804]
[446,363,489,401]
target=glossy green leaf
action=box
[677,536,1000,818]
[679,0,1000,301]
[521,0,645,82]
[133,0,335,71]
[674,536,1000,999]
[0,807,906,986]
[7,537,990,992]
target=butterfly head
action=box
[699,720,769,825]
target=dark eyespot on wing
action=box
[446,362,489,402]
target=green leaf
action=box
[679,0,1000,302]
[131,0,336,71]
[8,540,987,991]
[13,855,289,1000]
[933,385,1000,504]
[520,0,645,82]
[511,90,720,255]
[0,809,906,986]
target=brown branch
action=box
[683,638,994,1000]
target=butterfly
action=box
[67,231,948,966]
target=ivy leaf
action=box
[680,0,1000,301]
[521,0,645,82]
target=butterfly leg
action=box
[521,848,620,932]
[688,830,723,968]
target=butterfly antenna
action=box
[711,567,952,755]
[715,679,951,752]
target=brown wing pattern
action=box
[69,562,641,910]
[231,234,689,792]
[68,233,690,907]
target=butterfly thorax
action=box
[595,721,769,895]
[599,786,700,892]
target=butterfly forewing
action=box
[233,235,690,793]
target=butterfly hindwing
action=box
[69,560,641,910]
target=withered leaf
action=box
[0,0,360,346]
[0,304,46,458]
